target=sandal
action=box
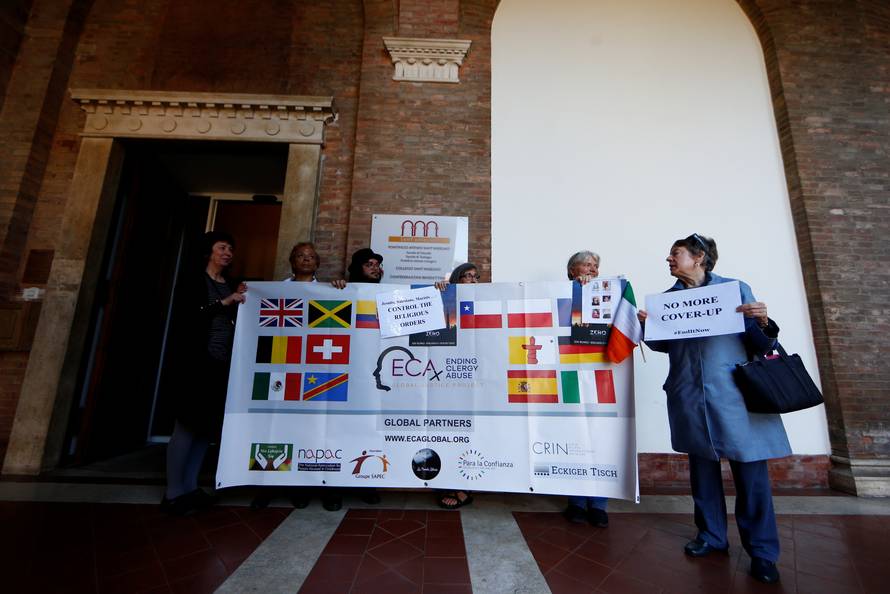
[437,491,474,509]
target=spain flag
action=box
[507,370,558,403]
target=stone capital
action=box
[382,37,472,83]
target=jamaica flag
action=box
[308,300,352,328]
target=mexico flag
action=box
[606,281,641,363]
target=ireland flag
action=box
[606,280,641,363]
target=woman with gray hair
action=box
[638,233,787,584]
[566,250,600,284]
[562,250,609,527]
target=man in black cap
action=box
[347,248,384,283]
[341,248,385,505]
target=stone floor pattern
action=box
[298,509,471,594]
[514,511,890,594]
[1,485,889,594]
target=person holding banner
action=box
[638,233,788,584]
[347,248,384,283]
[163,231,247,516]
[250,241,323,511]
[284,242,320,282]
[326,247,385,507]
[434,262,480,509]
[562,250,610,528]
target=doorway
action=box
[61,140,287,472]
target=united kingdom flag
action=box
[259,298,304,328]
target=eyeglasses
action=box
[363,260,381,268]
[688,233,708,251]
[460,272,480,280]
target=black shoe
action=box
[187,488,218,509]
[162,494,197,517]
[587,507,609,528]
[750,557,780,584]
[290,494,310,509]
[360,490,381,505]
[322,495,342,511]
[684,539,729,558]
[562,504,587,524]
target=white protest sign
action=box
[371,214,469,284]
[644,281,744,341]
[376,285,447,338]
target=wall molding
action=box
[70,89,337,144]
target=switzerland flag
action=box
[305,334,350,365]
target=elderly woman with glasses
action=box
[637,234,789,585]
[561,250,610,528]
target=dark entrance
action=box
[60,140,287,472]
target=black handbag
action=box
[734,342,824,414]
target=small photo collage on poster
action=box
[587,280,613,321]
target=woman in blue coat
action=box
[638,234,790,585]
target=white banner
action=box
[370,214,469,284]
[216,281,639,502]
[644,281,744,341]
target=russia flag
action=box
[459,301,502,329]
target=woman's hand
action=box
[434,281,449,291]
[637,309,648,323]
[331,279,346,289]
[737,302,768,327]
[221,282,247,306]
[575,274,595,286]
[222,292,246,306]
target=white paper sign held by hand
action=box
[376,285,447,338]
[644,281,744,341]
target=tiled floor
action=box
[514,511,890,594]
[0,501,289,594]
[298,508,471,594]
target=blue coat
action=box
[645,273,791,462]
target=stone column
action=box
[2,137,123,475]
[274,144,321,281]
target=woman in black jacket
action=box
[163,231,246,515]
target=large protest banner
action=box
[216,280,639,502]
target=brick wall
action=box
[638,454,831,491]
[0,0,91,298]
[738,0,890,482]
[0,0,33,113]
[347,0,495,279]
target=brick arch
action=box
[733,0,848,474]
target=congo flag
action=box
[308,300,352,328]
[302,372,348,401]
